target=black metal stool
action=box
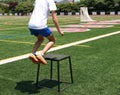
[36,54,73,92]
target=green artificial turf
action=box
[0,15,120,95]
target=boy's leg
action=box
[29,35,44,64]
[41,34,55,54]
[32,35,44,53]
[36,34,55,64]
[29,28,55,64]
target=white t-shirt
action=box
[28,0,57,29]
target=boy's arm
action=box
[51,11,64,36]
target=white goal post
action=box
[80,7,95,22]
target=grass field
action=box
[0,15,120,95]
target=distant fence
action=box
[0,11,120,16]
[0,13,32,16]
[91,11,120,15]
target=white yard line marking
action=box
[0,40,34,44]
[0,31,120,65]
[0,26,26,31]
[48,31,120,52]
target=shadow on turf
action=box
[15,79,59,94]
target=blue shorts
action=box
[29,27,52,37]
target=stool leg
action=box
[69,57,73,83]
[50,60,53,80]
[57,61,60,92]
[36,64,40,86]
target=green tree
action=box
[15,1,33,15]
[94,1,106,11]
[104,0,115,11]
[80,0,98,7]
[0,3,9,13]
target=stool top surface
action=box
[44,54,70,61]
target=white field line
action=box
[0,26,26,31]
[0,31,120,65]
[0,40,34,45]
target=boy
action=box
[28,0,64,64]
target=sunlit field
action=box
[0,15,120,95]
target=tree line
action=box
[0,0,120,15]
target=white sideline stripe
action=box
[0,31,120,65]
[0,27,26,31]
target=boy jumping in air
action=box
[28,0,64,64]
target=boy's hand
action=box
[60,31,64,36]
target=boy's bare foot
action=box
[36,54,47,64]
[29,53,39,63]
